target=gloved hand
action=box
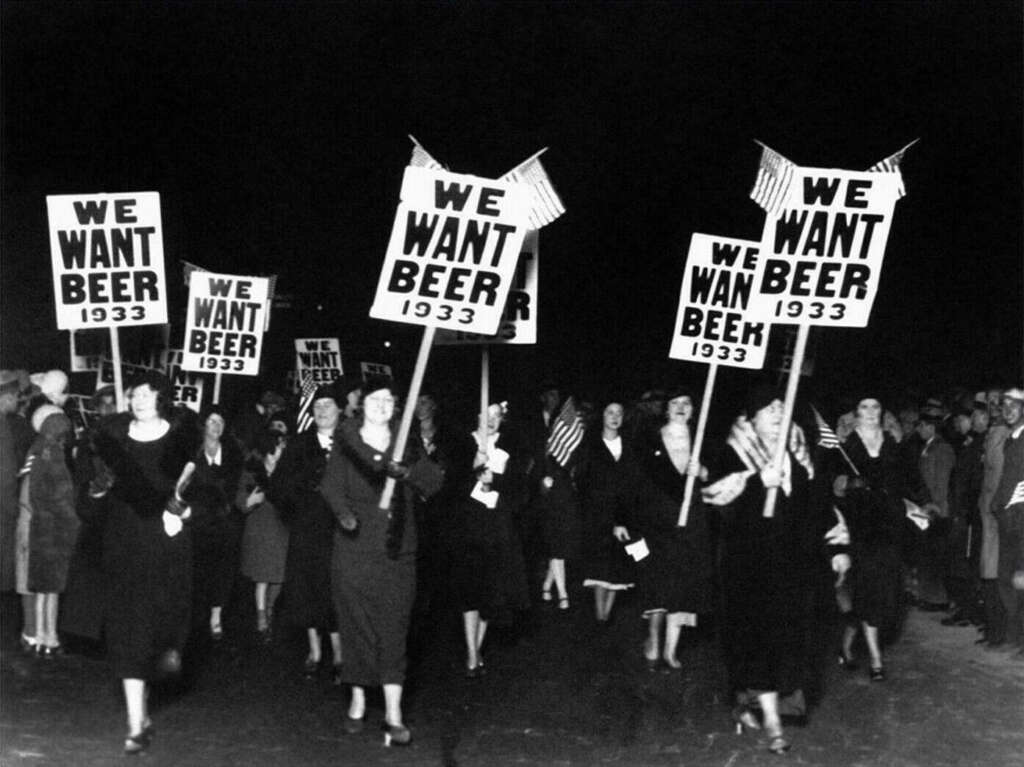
[162,510,183,537]
[89,466,115,497]
[386,460,409,480]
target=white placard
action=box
[161,349,205,412]
[748,168,902,327]
[370,166,530,335]
[669,233,768,369]
[47,192,167,330]
[181,272,268,376]
[294,338,344,385]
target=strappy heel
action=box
[382,721,412,747]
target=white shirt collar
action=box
[205,444,222,466]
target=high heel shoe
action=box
[869,665,885,682]
[123,730,152,755]
[19,634,38,655]
[732,705,761,734]
[39,644,65,660]
[332,663,344,686]
[557,597,570,611]
[644,657,660,672]
[767,732,791,754]
[303,656,319,678]
[837,653,858,671]
[382,721,412,747]
[542,589,553,602]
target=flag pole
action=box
[109,327,126,412]
[763,324,809,517]
[213,372,223,405]
[679,363,717,526]
[379,325,436,510]
[478,346,490,450]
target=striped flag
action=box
[811,405,840,449]
[750,141,797,218]
[546,396,584,467]
[294,372,318,434]
[1007,480,1024,508]
[408,134,444,170]
[502,149,565,229]
[866,138,918,198]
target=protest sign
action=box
[370,166,530,335]
[670,234,768,370]
[95,358,159,392]
[181,272,269,376]
[69,329,107,372]
[748,168,902,327]
[360,361,393,380]
[47,192,167,330]
[435,229,539,345]
[161,349,205,412]
[295,338,343,385]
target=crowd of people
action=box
[1,364,1022,756]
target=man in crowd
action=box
[991,388,1024,656]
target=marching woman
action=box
[832,395,912,681]
[237,428,290,642]
[702,384,848,755]
[633,387,714,669]
[15,405,79,657]
[89,372,196,754]
[320,376,443,746]
[577,400,637,625]
[452,402,529,676]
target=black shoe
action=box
[837,653,859,671]
[124,731,151,755]
[343,715,364,734]
[382,722,412,747]
[303,657,319,678]
[869,665,885,682]
[332,663,344,686]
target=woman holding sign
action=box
[88,372,196,755]
[320,377,443,747]
[633,387,713,670]
[702,384,848,755]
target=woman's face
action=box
[971,408,990,433]
[129,384,159,421]
[856,398,882,426]
[485,403,504,434]
[204,413,225,441]
[752,398,784,437]
[313,397,341,432]
[667,395,693,423]
[362,389,395,427]
[416,395,437,421]
[603,403,624,432]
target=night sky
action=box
[2,2,1021,416]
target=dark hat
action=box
[360,374,395,399]
[743,381,782,418]
[335,375,363,398]
[312,383,340,404]
[259,390,286,409]
[664,384,697,404]
[918,410,945,425]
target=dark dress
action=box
[21,428,79,593]
[319,419,442,687]
[93,415,194,679]
[535,451,582,560]
[451,430,530,622]
[270,428,337,631]
[238,462,289,584]
[835,430,909,631]
[633,434,713,615]
[707,441,826,698]
[188,441,243,615]
[576,434,637,590]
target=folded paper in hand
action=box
[624,537,649,562]
[903,498,930,531]
[470,481,499,509]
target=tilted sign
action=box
[370,166,530,335]
[670,234,768,369]
[181,272,269,376]
[295,338,344,384]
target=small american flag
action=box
[1007,480,1024,509]
[294,372,318,434]
[811,405,840,449]
[502,149,565,229]
[408,134,444,170]
[866,138,918,198]
[750,141,796,218]
[546,396,584,467]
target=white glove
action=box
[831,553,851,586]
[162,510,183,537]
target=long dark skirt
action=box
[331,547,416,687]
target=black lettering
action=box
[433,180,473,211]
[504,290,530,321]
[133,271,158,301]
[476,187,504,216]
[403,211,438,256]
[827,212,859,259]
[188,329,208,353]
[443,268,470,301]
[60,274,86,304]
[844,179,871,208]
[688,266,714,303]
[72,199,107,225]
[419,264,445,298]
[802,176,841,206]
[857,214,884,259]
[840,265,871,299]
[469,271,501,305]
[194,297,217,327]
[759,260,790,294]
[387,260,418,293]
[58,230,88,269]
[773,210,808,254]
[432,217,460,261]
[710,242,741,267]
[208,278,233,297]
[488,224,516,267]
[458,220,490,265]
[679,306,703,337]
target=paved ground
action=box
[2,587,1023,767]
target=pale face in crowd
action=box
[603,403,624,434]
[540,388,560,414]
[856,398,883,428]
[0,391,17,415]
[204,413,226,442]
[484,403,504,435]
[344,389,361,419]
[971,408,990,433]
[362,389,395,428]
[313,396,341,433]
[95,394,117,418]
[666,395,693,424]
[915,419,936,442]
[953,413,972,436]
[1001,396,1023,429]
[752,398,784,440]
[416,394,437,421]
[129,384,160,422]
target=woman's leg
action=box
[757,690,786,744]
[255,582,268,631]
[551,558,567,600]
[21,594,37,647]
[863,622,883,669]
[43,593,60,647]
[348,684,365,719]
[123,679,146,735]
[33,592,45,646]
[602,589,617,621]
[644,613,663,661]
[593,586,606,620]
[841,623,857,661]
[476,617,488,660]
[329,631,342,666]
[663,612,683,668]
[463,610,480,668]
[209,605,223,637]
[383,683,404,726]
[306,627,321,662]
[542,562,555,598]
